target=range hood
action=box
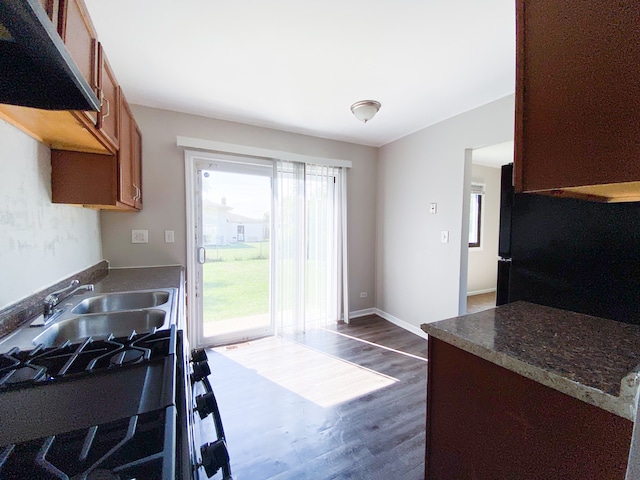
[0,0,100,111]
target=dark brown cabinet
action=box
[425,337,632,479]
[514,0,640,202]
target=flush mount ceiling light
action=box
[350,100,381,123]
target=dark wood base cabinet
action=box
[425,338,633,479]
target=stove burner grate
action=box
[0,329,173,390]
[0,408,175,479]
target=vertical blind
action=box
[274,160,349,333]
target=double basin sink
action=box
[31,289,177,348]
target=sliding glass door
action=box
[185,150,349,348]
[193,157,274,346]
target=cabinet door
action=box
[97,44,119,151]
[39,0,60,22]
[118,92,136,208]
[515,0,640,202]
[58,0,99,125]
[132,121,143,210]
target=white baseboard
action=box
[374,309,428,339]
[467,288,497,296]
[349,308,376,319]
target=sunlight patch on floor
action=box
[214,336,398,408]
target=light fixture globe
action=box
[350,100,381,123]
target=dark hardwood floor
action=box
[203,315,428,480]
[466,291,496,314]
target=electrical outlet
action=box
[165,230,175,243]
[132,229,148,244]
[360,292,368,298]
[441,230,449,243]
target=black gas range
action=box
[0,327,231,479]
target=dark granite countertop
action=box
[421,301,640,421]
[94,266,184,293]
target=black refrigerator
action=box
[496,163,640,325]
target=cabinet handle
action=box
[98,88,104,108]
[133,184,140,201]
[102,98,110,120]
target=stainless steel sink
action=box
[71,291,170,314]
[32,310,167,347]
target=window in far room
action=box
[469,184,484,248]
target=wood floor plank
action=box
[205,316,427,480]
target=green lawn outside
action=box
[201,241,330,325]
[203,242,270,322]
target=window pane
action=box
[469,193,481,247]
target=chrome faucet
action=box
[44,279,94,317]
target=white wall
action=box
[467,163,501,294]
[100,106,378,312]
[0,119,102,309]
[376,95,514,329]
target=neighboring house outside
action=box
[226,212,268,244]
[202,197,268,245]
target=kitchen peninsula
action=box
[421,301,640,479]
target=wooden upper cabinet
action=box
[97,43,119,151]
[57,0,99,126]
[0,0,112,154]
[50,94,143,211]
[118,93,135,208]
[39,0,60,23]
[132,120,143,210]
[118,92,142,210]
[514,0,640,202]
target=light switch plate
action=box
[440,230,449,243]
[430,203,437,214]
[165,230,175,243]
[132,229,148,244]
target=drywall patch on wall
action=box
[0,118,103,309]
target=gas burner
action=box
[109,348,145,366]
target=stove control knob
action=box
[195,391,218,419]
[191,360,211,383]
[191,348,207,363]
[200,439,230,478]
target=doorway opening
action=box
[464,141,513,313]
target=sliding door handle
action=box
[197,247,207,264]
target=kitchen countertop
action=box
[94,266,184,293]
[421,301,640,421]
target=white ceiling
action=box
[472,140,514,168]
[84,0,516,147]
